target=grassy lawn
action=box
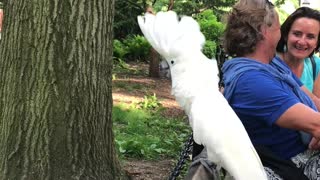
[112,60,191,161]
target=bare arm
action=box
[313,74,320,98]
[276,103,320,149]
[301,85,320,111]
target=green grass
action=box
[112,60,191,178]
[112,60,191,160]
[113,58,148,77]
[113,102,191,160]
[113,80,148,92]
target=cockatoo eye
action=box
[171,60,174,65]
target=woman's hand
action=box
[309,137,320,150]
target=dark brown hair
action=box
[276,7,320,54]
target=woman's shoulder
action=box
[303,55,320,75]
[303,55,320,67]
[308,55,320,72]
[313,54,320,63]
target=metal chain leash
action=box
[168,133,194,180]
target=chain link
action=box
[168,133,194,180]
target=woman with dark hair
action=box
[276,7,320,97]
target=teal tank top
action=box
[301,55,320,92]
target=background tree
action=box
[146,6,161,77]
[0,0,125,179]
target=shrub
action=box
[195,10,225,58]
[113,39,129,60]
[195,10,225,43]
[122,35,152,62]
[131,94,163,112]
[203,40,217,59]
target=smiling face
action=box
[286,17,320,60]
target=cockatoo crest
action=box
[138,11,205,62]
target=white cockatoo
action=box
[137,11,268,180]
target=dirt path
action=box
[122,159,176,180]
[112,76,184,118]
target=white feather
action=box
[137,11,268,180]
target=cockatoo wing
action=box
[191,91,266,179]
[137,11,268,180]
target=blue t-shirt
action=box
[301,55,320,92]
[224,57,307,159]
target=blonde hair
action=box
[223,0,276,56]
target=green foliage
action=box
[203,40,217,59]
[122,35,152,62]
[195,10,225,58]
[131,94,163,112]
[113,80,147,93]
[195,10,225,42]
[275,0,300,24]
[114,58,130,69]
[273,0,287,6]
[113,39,129,59]
[113,35,151,62]
[276,7,290,24]
[114,0,236,62]
[114,0,237,40]
[113,103,190,159]
[112,60,148,78]
[114,0,148,39]
[113,58,130,76]
[169,0,236,18]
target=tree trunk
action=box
[0,1,125,179]
[146,7,160,78]
[168,0,175,11]
[149,48,160,78]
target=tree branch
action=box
[152,0,157,6]
[168,0,174,11]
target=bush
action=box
[131,94,163,113]
[113,10,225,62]
[122,35,152,62]
[195,10,225,58]
[203,40,217,59]
[113,39,129,60]
[195,10,225,42]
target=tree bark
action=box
[168,0,174,11]
[145,7,160,78]
[0,1,124,179]
[149,48,160,78]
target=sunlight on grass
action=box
[113,80,147,92]
[113,102,191,160]
[112,60,191,166]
